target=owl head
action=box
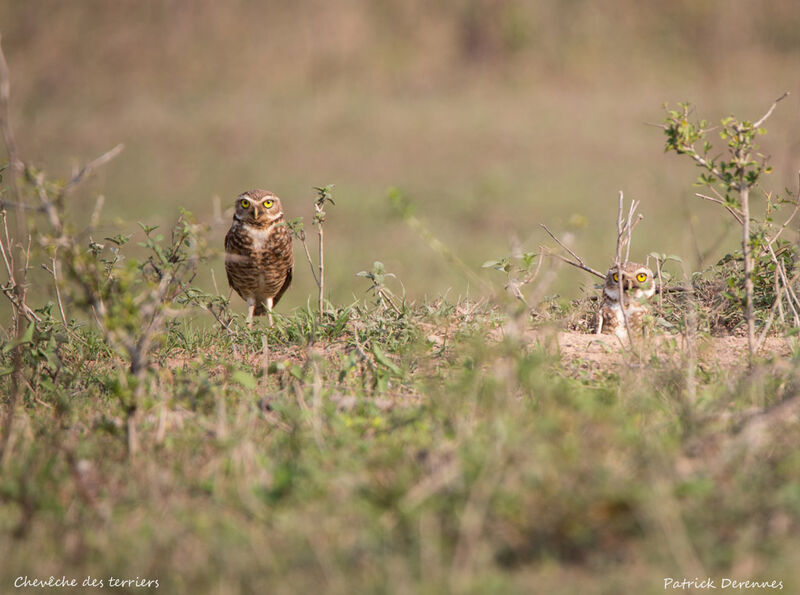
[603,262,655,302]
[233,189,284,228]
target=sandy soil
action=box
[551,331,794,371]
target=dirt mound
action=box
[554,331,793,371]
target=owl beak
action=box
[623,279,633,291]
[253,206,261,218]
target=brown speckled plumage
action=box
[595,262,655,338]
[224,189,293,321]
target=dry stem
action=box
[0,36,27,465]
[317,216,324,317]
[740,185,755,357]
[539,224,604,279]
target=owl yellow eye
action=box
[263,199,274,208]
[240,199,251,209]
[612,273,619,282]
[636,272,648,283]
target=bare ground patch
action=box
[489,327,796,374]
[557,332,791,367]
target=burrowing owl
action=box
[224,189,293,324]
[595,262,655,338]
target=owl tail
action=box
[253,302,267,316]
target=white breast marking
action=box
[243,223,274,251]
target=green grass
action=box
[3,3,800,592]
[2,293,800,593]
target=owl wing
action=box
[270,224,293,307]
[272,266,292,307]
[224,226,248,287]
[598,302,618,335]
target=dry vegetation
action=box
[2,0,800,306]
[2,2,800,594]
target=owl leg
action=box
[595,311,603,335]
[246,298,256,328]
[265,297,274,327]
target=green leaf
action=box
[105,234,132,246]
[20,321,35,344]
[288,365,304,381]
[372,344,402,376]
[231,370,257,389]
[2,321,36,354]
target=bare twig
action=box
[539,224,605,279]
[683,150,724,180]
[752,91,790,129]
[740,186,755,358]
[311,185,335,320]
[770,252,800,321]
[57,143,124,203]
[539,248,604,280]
[317,216,324,317]
[0,36,28,466]
[626,213,641,261]
[0,284,41,323]
[377,287,403,316]
[755,266,800,352]
[624,200,635,261]
[614,192,641,265]
[613,192,644,351]
[88,194,105,232]
[695,193,744,225]
[541,224,586,268]
[295,230,320,287]
[775,270,786,327]
[0,210,13,278]
[766,171,800,247]
[616,191,624,263]
[34,171,64,237]
[655,257,664,310]
[0,34,21,192]
[210,268,221,295]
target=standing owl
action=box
[224,189,293,324]
[595,262,655,339]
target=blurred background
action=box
[1,0,799,310]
